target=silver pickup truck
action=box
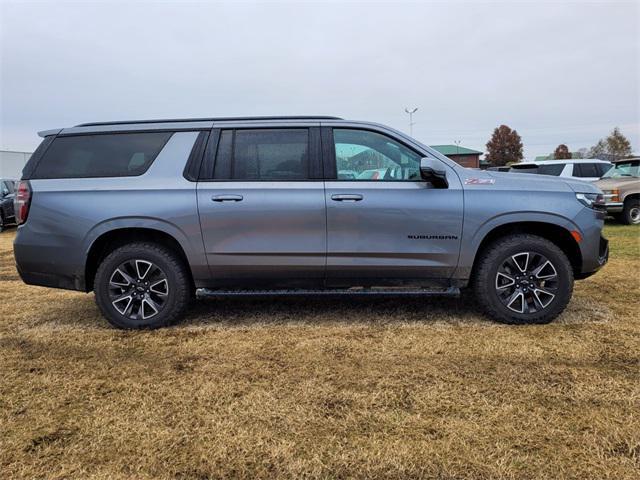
[13,116,609,328]
[595,158,640,225]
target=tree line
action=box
[485,126,633,166]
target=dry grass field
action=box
[1,224,639,479]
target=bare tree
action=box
[588,127,633,160]
[606,127,632,160]
[588,139,607,159]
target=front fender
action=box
[454,211,580,280]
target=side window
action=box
[333,129,422,181]
[574,163,599,178]
[213,129,309,180]
[537,163,565,176]
[31,132,172,179]
[596,163,612,177]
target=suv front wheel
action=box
[472,234,574,324]
[94,242,192,329]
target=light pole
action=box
[404,107,418,136]
[454,140,461,155]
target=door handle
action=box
[212,194,243,202]
[331,194,363,202]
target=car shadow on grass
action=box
[21,290,488,330]
[182,292,490,328]
[17,286,609,331]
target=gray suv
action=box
[13,116,609,328]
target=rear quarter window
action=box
[537,163,565,176]
[509,165,538,174]
[31,132,172,179]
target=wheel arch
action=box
[468,221,583,280]
[84,227,195,292]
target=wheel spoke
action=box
[112,294,133,315]
[533,260,557,280]
[506,290,525,313]
[495,272,515,290]
[110,268,134,287]
[511,252,529,273]
[135,260,153,280]
[533,288,555,309]
[149,279,169,296]
[141,296,160,319]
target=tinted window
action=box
[574,163,600,178]
[32,132,172,179]
[595,163,613,177]
[538,163,565,176]
[214,129,309,180]
[333,129,421,181]
[509,165,538,174]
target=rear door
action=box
[196,125,327,288]
[322,126,464,287]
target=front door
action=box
[197,127,326,288]
[323,127,464,287]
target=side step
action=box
[197,287,461,298]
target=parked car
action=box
[594,158,640,225]
[0,178,16,232]
[509,159,612,181]
[337,169,358,180]
[14,116,608,329]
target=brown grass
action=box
[1,224,639,479]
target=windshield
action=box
[602,161,640,178]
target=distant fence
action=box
[0,151,32,179]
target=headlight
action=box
[576,193,606,210]
[602,189,620,203]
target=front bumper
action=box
[575,234,608,280]
[605,201,624,214]
[598,235,609,266]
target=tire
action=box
[0,212,4,232]
[472,234,574,325]
[622,199,640,225]
[94,242,192,329]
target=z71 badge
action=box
[464,178,496,185]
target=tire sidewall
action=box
[481,238,573,323]
[624,201,640,225]
[95,245,186,329]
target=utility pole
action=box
[404,107,418,136]
[454,140,461,155]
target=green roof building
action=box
[430,145,483,168]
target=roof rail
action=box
[75,116,343,127]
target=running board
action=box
[197,287,460,298]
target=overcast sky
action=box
[1,0,638,159]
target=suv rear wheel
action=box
[472,234,574,324]
[94,242,191,329]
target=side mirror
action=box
[420,158,449,188]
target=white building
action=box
[0,150,32,179]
